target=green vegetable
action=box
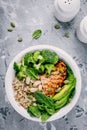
[14,62,21,72]
[7,28,13,32]
[18,37,23,42]
[24,52,34,66]
[42,50,59,64]
[33,51,40,62]
[20,65,27,72]
[64,33,70,38]
[45,64,55,75]
[55,94,69,109]
[27,68,38,79]
[32,29,42,39]
[33,63,41,70]
[38,65,45,73]
[37,104,45,111]
[27,105,41,118]
[14,65,27,80]
[45,106,55,115]
[54,24,60,29]
[34,91,54,108]
[17,71,26,80]
[53,77,76,101]
[41,112,50,122]
[10,22,15,28]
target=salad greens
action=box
[27,64,76,122]
[14,50,59,80]
[13,49,76,122]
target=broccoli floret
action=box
[13,62,21,72]
[33,63,45,74]
[16,65,27,80]
[33,51,40,62]
[17,71,26,80]
[41,50,59,64]
[33,51,44,64]
[38,65,45,74]
[20,65,27,72]
[45,64,55,75]
[33,63,41,70]
[24,52,34,66]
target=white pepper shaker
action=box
[54,0,80,22]
[77,16,87,44]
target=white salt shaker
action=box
[77,16,87,44]
[54,0,80,22]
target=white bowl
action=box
[5,45,81,122]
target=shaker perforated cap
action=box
[57,0,80,14]
[54,0,80,22]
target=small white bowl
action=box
[5,45,81,122]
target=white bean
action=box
[26,77,30,84]
[33,81,41,87]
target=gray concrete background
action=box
[0,0,87,130]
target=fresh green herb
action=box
[34,91,54,108]
[10,22,15,28]
[32,29,42,39]
[27,68,39,79]
[64,33,70,38]
[18,37,23,42]
[7,28,13,32]
[27,105,41,118]
[45,106,55,115]
[54,24,60,29]
[41,112,50,122]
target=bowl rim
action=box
[5,45,81,122]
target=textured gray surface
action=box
[0,0,87,130]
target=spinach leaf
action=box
[34,91,54,108]
[32,29,42,39]
[41,112,50,122]
[27,105,41,118]
[27,68,38,79]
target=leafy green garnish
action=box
[32,29,42,39]
[34,91,54,108]
[27,105,41,118]
[27,68,38,79]
[41,112,50,122]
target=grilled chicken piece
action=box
[41,61,67,96]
